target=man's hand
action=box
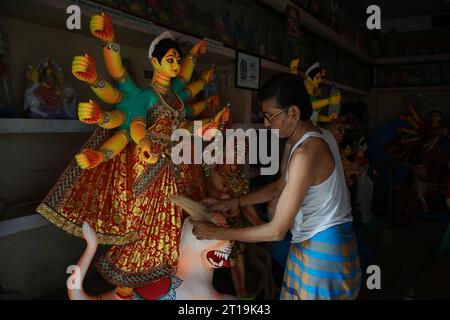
[201,197,239,214]
[191,220,221,240]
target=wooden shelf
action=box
[371,85,450,92]
[374,53,450,66]
[322,79,369,96]
[0,214,49,237]
[260,0,372,64]
[29,0,286,74]
[1,0,369,96]
[0,118,94,133]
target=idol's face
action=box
[344,144,352,156]
[361,142,368,152]
[430,111,442,125]
[312,72,322,89]
[153,48,181,78]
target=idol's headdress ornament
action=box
[148,31,176,60]
[305,62,320,78]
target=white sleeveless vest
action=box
[285,129,352,243]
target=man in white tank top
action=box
[192,74,361,300]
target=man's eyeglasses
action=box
[262,107,289,123]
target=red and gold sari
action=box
[37,87,206,288]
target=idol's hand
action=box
[90,12,115,42]
[78,100,103,124]
[328,93,341,105]
[206,95,220,110]
[72,54,98,85]
[202,197,240,215]
[26,67,39,84]
[81,222,98,249]
[190,40,207,57]
[290,58,300,75]
[329,112,338,121]
[75,148,105,170]
[202,66,216,84]
[138,138,159,164]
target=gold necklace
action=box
[149,83,183,113]
[150,81,170,94]
[149,83,185,127]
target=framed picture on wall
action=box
[235,51,261,90]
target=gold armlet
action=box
[102,39,119,50]
[99,148,114,161]
[99,112,111,126]
[187,54,197,65]
[113,70,129,83]
[89,75,104,88]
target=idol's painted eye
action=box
[167,58,174,63]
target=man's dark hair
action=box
[257,73,313,121]
[152,38,183,63]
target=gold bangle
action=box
[88,74,103,87]
[113,70,128,83]
[101,38,117,47]
[99,148,114,161]
[99,112,110,125]
[187,54,197,65]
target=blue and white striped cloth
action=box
[280,222,361,300]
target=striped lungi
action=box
[280,222,361,300]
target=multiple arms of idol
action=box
[72,13,218,169]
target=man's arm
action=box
[193,149,316,242]
[239,176,285,206]
[238,140,293,207]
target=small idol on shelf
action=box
[172,0,191,30]
[121,0,148,18]
[0,25,16,117]
[213,11,233,45]
[340,139,361,188]
[446,160,450,210]
[354,137,375,223]
[24,57,76,119]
